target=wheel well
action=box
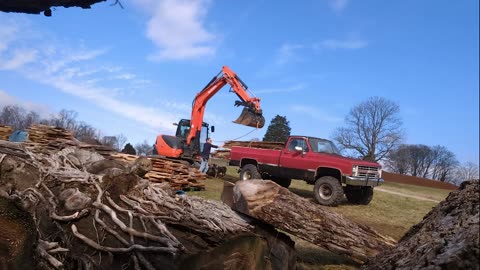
[240,158,258,168]
[316,167,341,181]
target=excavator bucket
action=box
[233,107,265,128]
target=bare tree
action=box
[455,162,479,184]
[334,97,404,162]
[385,144,411,174]
[430,145,458,182]
[0,105,25,129]
[100,134,127,151]
[74,122,100,143]
[407,144,434,177]
[50,109,78,130]
[135,140,153,156]
[21,111,41,130]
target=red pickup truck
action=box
[229,136,383,206]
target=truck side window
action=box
[288,139,299,151]
[288,139,308,152]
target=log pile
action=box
[0,125,12,140]
[110,153,207,190]
[0,143,296,269]
[362,180,479,270]
[223,140,285,150]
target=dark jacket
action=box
[201,142,218,159]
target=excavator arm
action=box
[186,66,265,145]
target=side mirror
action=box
[173,123,178,126]
[294,146,303,152]
[211,126,215,133]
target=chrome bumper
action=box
[344,176,384,187]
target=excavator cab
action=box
[153,119,212,162]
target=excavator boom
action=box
[187,66,265,144]
[154,66,265,161]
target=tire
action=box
[239,164,261,180]
[345,186,374,205]
[314,176,344,206]
[271,177,292,188]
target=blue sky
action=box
[0,0,478,165]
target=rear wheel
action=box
[345,186,374,205]
[314,176,344,206]
[271,177,292,188]
[239,164,261,180]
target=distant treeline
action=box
[0,104,153,155]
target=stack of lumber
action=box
[110,153,206,190]
[24,124,79,154]
[27,124,75,143]
[223,140,285,150]
[211,149,231,159]
[0,125,13,140]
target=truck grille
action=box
[356,166,380,179]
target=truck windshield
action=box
[309,138,340,155]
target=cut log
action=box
[362,180,479,270]
[231,179,396,263]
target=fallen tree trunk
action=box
[362,180,479,270]
[231,179,396,263]
[0,144,296,269]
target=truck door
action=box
[279,138,311,179]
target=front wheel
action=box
[345,186,374,205]
[239,164,261,180]
[314,176,344,206]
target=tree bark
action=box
[362,180,479,270]
[231,179,396,263]
[0,144,296,270]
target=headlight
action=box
[352,165,358,176]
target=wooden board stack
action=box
[24,124,78,154]
[223,140,285,150]
[211,149,231,159]
[0,125,13,141]
[110,153,206,190]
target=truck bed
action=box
[223,140,285,150]
[229,145,283,166]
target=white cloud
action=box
[133,0,217,60]
[329,0,349,12]
[0,49,38,70]
[0,17,184,134]
[319,38,368,50]
[291,105,342,123]
[0,90,51,116]
[276,43,304,65]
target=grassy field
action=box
[186,165,450,269]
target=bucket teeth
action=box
[233,107,265,128]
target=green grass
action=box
[186,165,448,269]
[379,181,452,202]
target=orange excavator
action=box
[153,66,265,163]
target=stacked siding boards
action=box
[223,140,285,150]
[24,124,206,190]
[0,125,12,140]
[111,153,207,190]
[212,140,285,159]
